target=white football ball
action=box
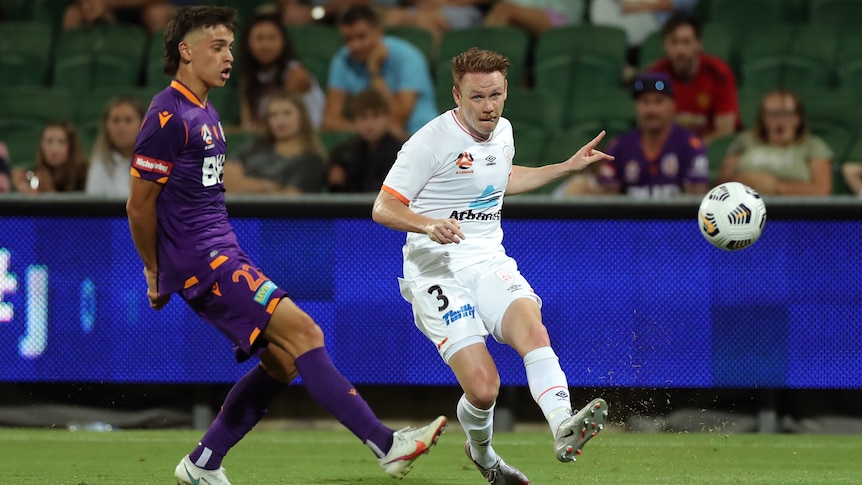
[698,182,767,251]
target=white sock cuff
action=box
[523,346,558,366]
[458,394,495,418]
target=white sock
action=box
[456,394,499,469]
[524,346,572,435]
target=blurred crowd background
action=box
[0,0,861,198]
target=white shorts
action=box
[398,255,542,363]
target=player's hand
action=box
[143,267,171,310]
[424,218,465,245]
[565,130,614,171]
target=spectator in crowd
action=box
[225,91,328,194]
[12,121,89,194]
[323,4,437,139]
[279,0,396,26]
[483,0,584,36]
[239,13,326,131]
[589,0,698,61]
[647,12,738,144]
[384,0,492,41]
[63,0,116,30]
[841,162,862,197]
[328,88,402,192]
[0,142,10,193]
[566,73,709,198]
[716,90,833,196]
[85,95,146,197]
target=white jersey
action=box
[382,109,515,276]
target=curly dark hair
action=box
[163,5,238,76]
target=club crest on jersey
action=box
[496,270,514,284]
[201,124,214,148]
[454,151,474,174]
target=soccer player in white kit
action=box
[372,48,614,484]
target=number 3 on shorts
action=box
[427,285,449,311]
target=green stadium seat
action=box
[437,27,530,85]
[707,134,735,183]
[789,26,838,84]
[0,22,53,86]
[503,88,560,138]
[535,25,627,68]
[384,26,434,66]
[563,89,635,133]
[207,85,241,126]
[534,56,623,114]
[708,0,793,27]
[737,26,795,67]
[319,130,355,153]
[837,59,862,96]
[512,130,548,167]
[741,56,830,92]
[72,87,156,127]
[286,24,343,89]
[146,29,170,87]
[53,25,147,91]
[4,124,44,169]
[0,86,73,129]
[810,0,862,30]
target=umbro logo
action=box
[555,390,569,399]
[485,155,496,165]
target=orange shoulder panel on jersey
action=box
[689,136,703,149]
[382,185,409,205]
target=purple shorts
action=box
[183,254,287,362]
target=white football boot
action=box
[378,415,447,478]
[174,454,231,485]
[554,398,608,462]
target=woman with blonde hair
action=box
[225,91,327,194]
[716,89,832,196]
[12,121,89,194]
[85,95,146,197]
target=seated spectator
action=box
[239,13,326,131]
[278,0,396,26]
[12,122,89,194]
[841,162,862,197]
[85,96,146,197]
[647,12,738,144]
[484,0,584,36]
[224,92,327,195]
[579,73,709,198]
[323,4,437,139]
[0,142,10,193]
[328,89,403,192]
[384,0,492,41]
[63,0,116,30]
[590,0,698,61]
[716,90,833,196]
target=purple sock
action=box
[295,347,394,456]
[188,365,285,470]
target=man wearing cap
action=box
[597,73,710,197]
[647,12,739,144]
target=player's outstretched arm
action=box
[372,189,465,244]
[507,131,614,196]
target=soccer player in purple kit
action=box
[598,72,710,197]
[125,6,446,485]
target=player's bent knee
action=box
[260,347,299,384]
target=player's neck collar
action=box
[170,79,207,109]
[451,109,492,143]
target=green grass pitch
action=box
[0,427,860,484]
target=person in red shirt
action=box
[647,12,739,144]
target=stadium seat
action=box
[503,88,560,138]
[562,89,635,134]
[72,87,156,127]
[789,26,838,83]
[512,130,548,167]
[146,29,170,87]
[837,59,862,97]
[23,0,69,28]
[207,85,241,126]
[437,27,529,85]
[286,24,344,89]
[0,86,74,130]
[736,26,795,67]
[0,22,53,86]
[706,134,735,183]
[319,130,355,153]
[384,26,434,66]
[53,25,147,91]
[707,0,793,27]
[4,124,44,169]
[534,26,626,89]
[810,0,862,30]
[741,56,830,92]
[534,56,623,125]
[638,23,734,70]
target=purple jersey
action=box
[132,80,239,298]
[598,124,709,197]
